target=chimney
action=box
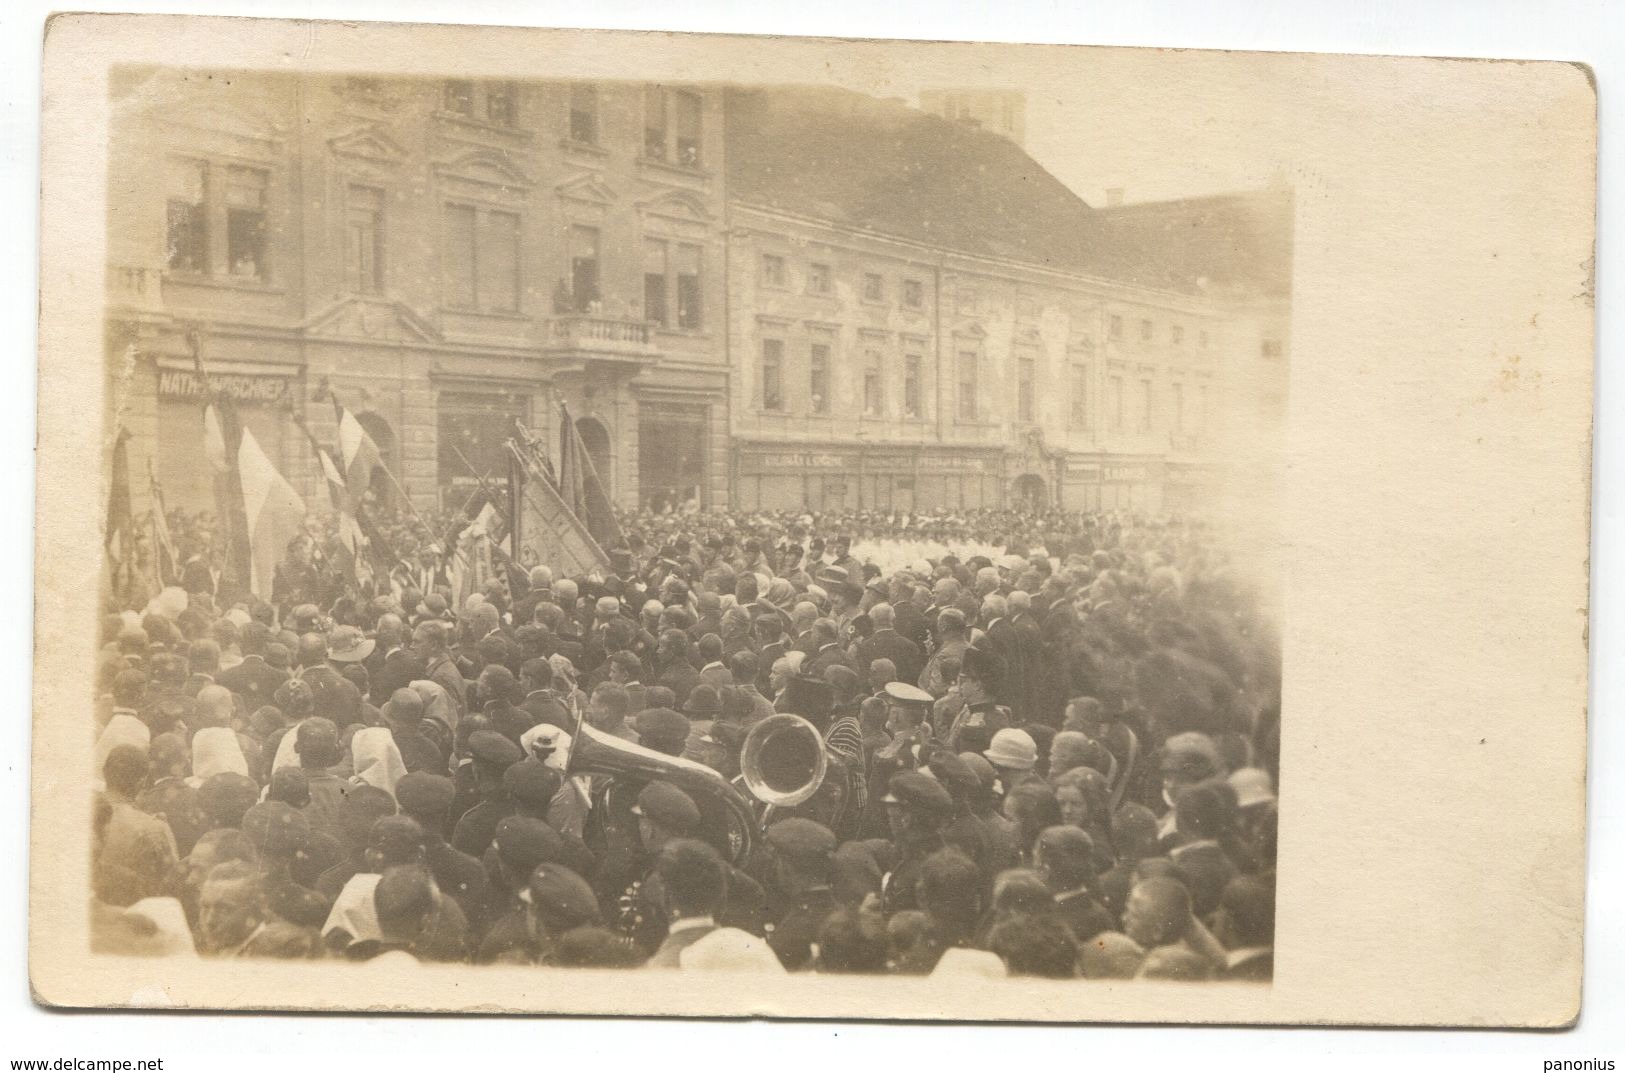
[1105,188,1125,207]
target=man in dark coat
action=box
[654,629,702,709]
[763,819,839,971]
[978,594,1027,724]
[854,603,924,688]
[1035,825,1114,943]
[804,619,855,681]
[294,633,363,729]
[520,658,574,733]
[368,613,425,705]
[216,623,288,710]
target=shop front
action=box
[732,443,1005,512]
[153,361,299,514]
[1061,456,1166,514]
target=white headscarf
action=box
[188,727,248,787]
[678,928,787,973]
[322,872,382,949]
[350,727,405,797]
[94,713,150,776]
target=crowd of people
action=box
[92,504,1280,981]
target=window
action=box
[345,184,384,294]
[225,167,268,280]
[1198,384,1210,429]
[1173,383,1186,431]
[807,262,832,295]
[1139,318,1153,343]
[1110,375,1125,431]
[644,85,668,160]
[957,350,979,420]
[955,289,978,314]
[1262,338,1284,358]
[1199,330,1210,350]
[1017,356,1035,422]
[643,239,669,327]
[443,80,474,116]
[1172,324,1185,345]
[569,225,600,313]
[482,211,520,312]
[675,244,702,330]
[443,204,477,308]
[761,339,785,411]
[1138,378,1154,432]
[904,354,922,418]
[1109,314,1123,340]
[1070,363,1090,427]
[761,253,786,288]
[862,272,885,302]
[863,349,883,416]
[674,91,703,167]
[486,82,517,127]
[165,158,207,273]
[443,203,520,312]
[810,343,831,414]
[569,84,599,143]
[903,279,924,309]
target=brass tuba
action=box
[740,713,828,807]
[738,713,855,837]
[563,718,758,864]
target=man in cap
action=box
[450,729,524,858]
[880,771,955,915]
[829,535,858,578]
[1156,731,1223,840]
[395,771,488,935]
[644,838,729,968]
[503,862,602,965]
[763,818,839,971]
[595,780,702,956]
[632,707,691,758]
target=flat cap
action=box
[394,772,456,817]
[765,818,837,861]
[631,780,701,834]
[634,707,691,746]
[502,758,564,808]
[524,863,600,929]
[882,771,954,820]
[493,815,564,874]
[468,729,524,768]
[882,682,935,707]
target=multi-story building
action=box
[723,87,1284,514]
[105,70,730,519]
[105,74,1288,528]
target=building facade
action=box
[726,203,1238,514]
[105,70,731,520]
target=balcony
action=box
[542,313,660,368]
[106,264,166,318]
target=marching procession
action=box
[90,497,1280,980]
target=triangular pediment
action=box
[953,321,988,339]
[556,173,618,205]
[434,148,532,189]
[329,125,408,165]
[304,298,440,344]
[1014,326,1044,345]
[637,189,713,223]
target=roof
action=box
[724,87,1127,280]
[724,86,1292,301]
[1097,188,1295,300]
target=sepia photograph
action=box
[31,13,1594,1026]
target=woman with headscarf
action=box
[350,726,407,799]
[187,726,249,789]
[93,713,151,786]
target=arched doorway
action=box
[575,415,613,496]
[356,411,396,506]
[1012,473,1048,510]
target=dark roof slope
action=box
[1097,188,1294,300]
[725,86,1129,278]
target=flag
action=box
[297,416,371,590]
[105,427,135,605]
[193,336,252,595]
[508,437,610,577]
[558,402,626,553]
[148,460,178,590]
[333,398,383,514]
[238,426,307,598]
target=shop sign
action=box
[158,369,290,406]
[916,453,995,473]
